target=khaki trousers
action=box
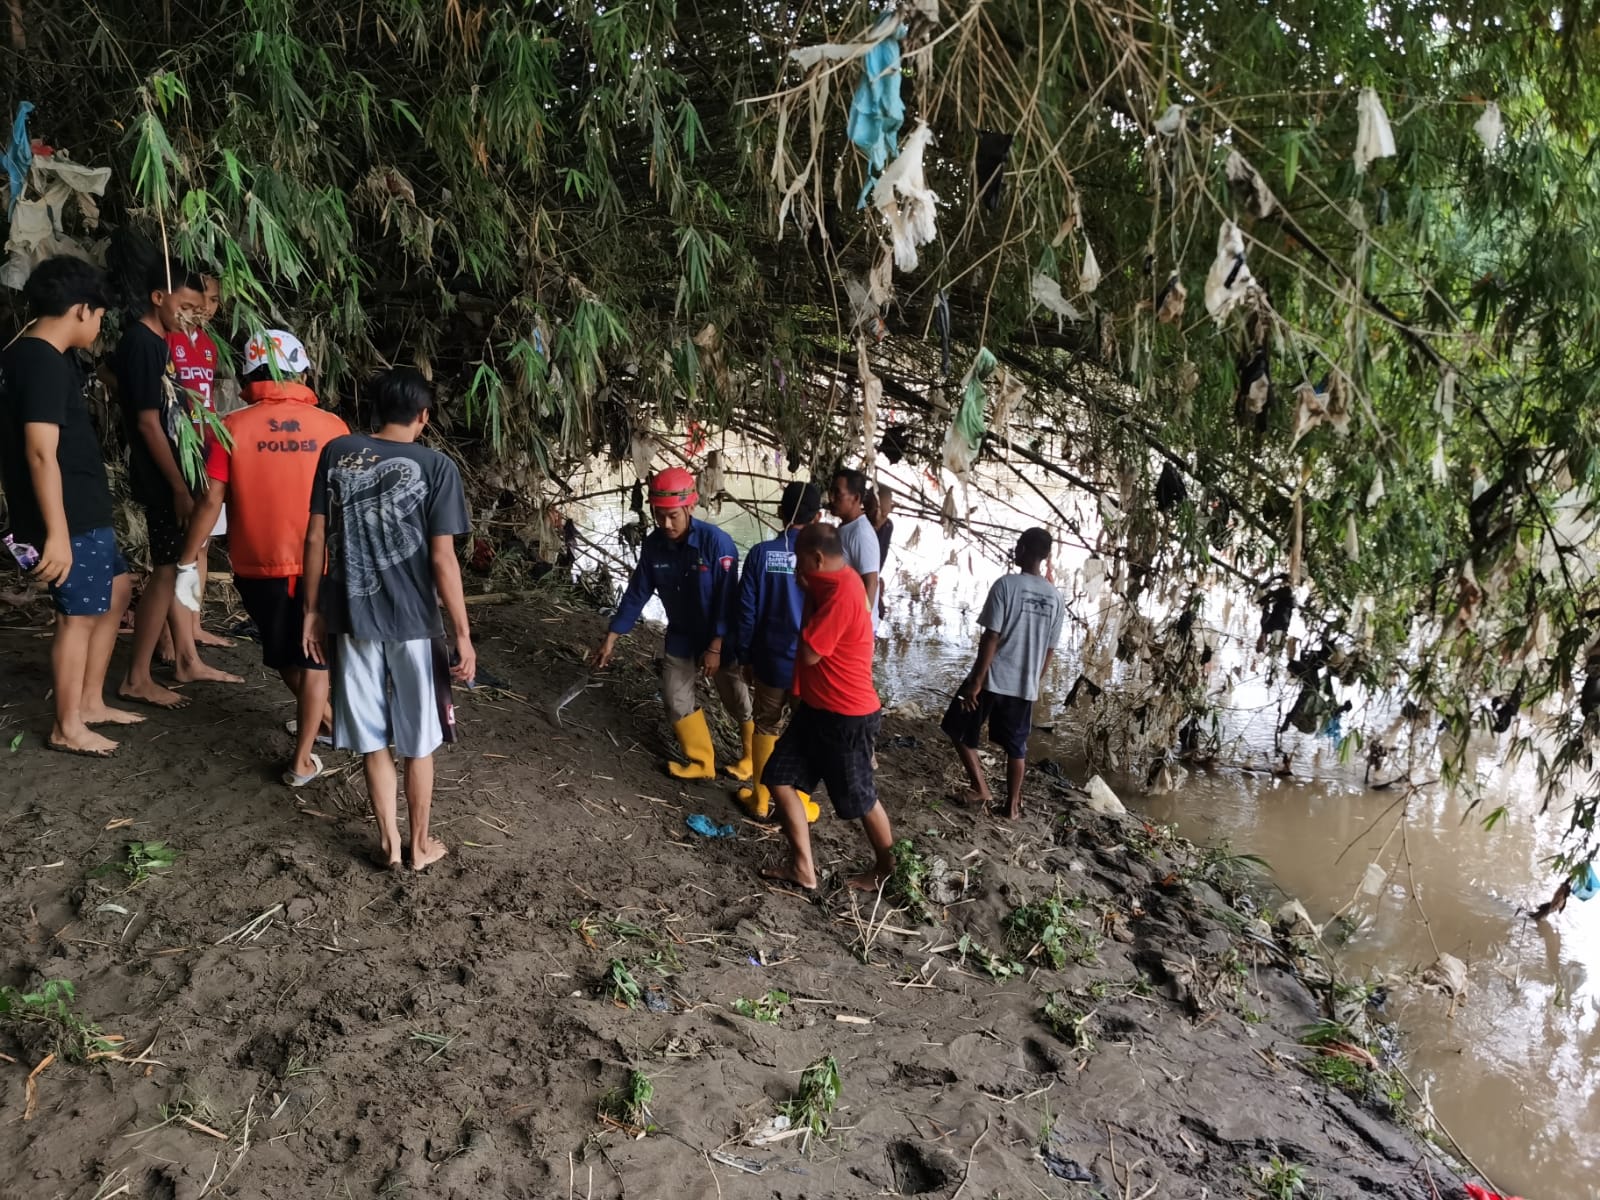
[661,654,753,725]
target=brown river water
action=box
[569,447,1596,1199]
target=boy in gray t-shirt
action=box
[941,528,1064,818]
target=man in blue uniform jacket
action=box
[735,480,822,822]
[592,467,754,780]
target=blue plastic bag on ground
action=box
[686,814,735,839]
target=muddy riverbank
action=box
[0,588,1466,1199]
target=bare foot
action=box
[48,725,119,756]
[117,680,191,710]
[951,787,990,809]
[760,862,818,891]
[173,660,244,684]
[81,705,146,727]
[990,801,1022,820]
[848,868,891,892]
[195,627,235,648]
[411,838,449,871]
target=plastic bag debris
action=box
[789,12,898,68]
[685,814,735,839]
[873,120,939,270]
[1030,272,1085,322]
[1360,862,1388,897]
[1078,237,1101,293]
[1274,899,1319,939]
[1422,953,1468,996]
[1345,512,1360,562]
[1473,101,1503,152]
[1365,469,1385,509]
[3,101,33,216]
[846,19,905,205]
[1084,775,1126,815]
[940,347,998,479]
[1354,87,1397,174]
[1154,103,1185,137]
[1204,220,1259,321]
[1464,1184,1527,1200]
[975,128,1013,212]
[1573,861,1599,902]
[1155,273,1186,324]
[1040,1148,1098,1183]
[1225,149,1275,218]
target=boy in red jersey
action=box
[760,522,895,893]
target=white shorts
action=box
[332,636,456,759]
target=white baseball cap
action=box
[243,329,312,374]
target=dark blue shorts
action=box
[763,703,881,820]
[942,690,1033,760]
[50,527,129,617]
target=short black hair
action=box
[797,521,844,559]
[1018,527,1053,560]
[832,467,868,499]
[146,257,206,296]
[779,481,821,526]
[23,257,112,317]
[372,366,434,426]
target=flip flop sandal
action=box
[47,739,116,759]
[284,719,334,747]
[282,753,325,788]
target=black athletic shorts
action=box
[763,703,881,820]
[235,576,325,672]
[941,690,1033,760]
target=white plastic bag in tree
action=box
[1078,237,1102,293]
[1225,149,1275,218]
[1084,775,1126,815]
[873,120,939,271]
[1365,469,1385,509]
[939,489,958,536]
[1082,557,1105,602]
[1030,272,1085,322]
[1474,101,1503,151]
[787,12,898,68]
[1354,87,1397,174]
[1433,367,1456,425]
[1345,512,1360,561]
[1154,103,1185,136]
[702,449,725,502]
[1204,220,1258,321]
[857,336,881,464]
[1431,430,1448,484]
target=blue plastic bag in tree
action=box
[3,102,34,217]
[1574,861,1599,902]
[847,17,904,207]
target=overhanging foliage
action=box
[4,0,1600,887]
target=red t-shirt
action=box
[167,329,217,415]
[794,566,879,716]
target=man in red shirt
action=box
[760,522,896,893]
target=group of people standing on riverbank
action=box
[2,252,1065,887]
[1,254,471,871]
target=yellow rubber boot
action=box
[801,793,821,823]
[667,710,717,780]
[735,732,780,819]
[723,720,756,781]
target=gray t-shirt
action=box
[837,513,882,633]
[979,572,1065,702]
[310,434,469,642]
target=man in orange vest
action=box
[175,329,349,785]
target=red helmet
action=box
[648,467,698,510]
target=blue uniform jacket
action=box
[737,527,805,689]
[609,518,740,659]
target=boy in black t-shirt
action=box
[113,258,240,710]
[0,258,144,756]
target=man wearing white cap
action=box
[176,329,349,785]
